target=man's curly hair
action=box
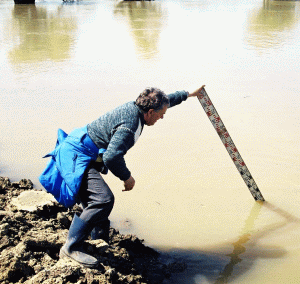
[135,87,169,113]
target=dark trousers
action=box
[78,162,115,229]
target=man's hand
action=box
[123,176,135,192]
[188,85,206,97]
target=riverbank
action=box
[0,176,186,284]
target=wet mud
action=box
[0,177,186,284]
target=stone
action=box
[11,190,56,212]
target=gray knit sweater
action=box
[87,90,188,181]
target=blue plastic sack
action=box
[39,127,102,208]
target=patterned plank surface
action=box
[197,88,265,201]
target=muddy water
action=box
[1,0,299,283]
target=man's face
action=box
[144,105,168,126]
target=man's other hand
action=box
[123,176,135,191]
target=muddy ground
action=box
[0,177,186,284]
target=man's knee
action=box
[104,192,115,209]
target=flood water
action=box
[1,0,300,283]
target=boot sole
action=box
[59,248,98,269]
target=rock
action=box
[0,177,11,190]
[11,190,56,212]
[19,179,33,189]
[87,239,109,253]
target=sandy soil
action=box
[0,177,186,284]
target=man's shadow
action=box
[161,201,300,284]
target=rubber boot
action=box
[91,220,110,243]
[59,214,98,268]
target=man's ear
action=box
[148,109,155,115]
[145,109,154,119]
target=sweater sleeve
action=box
[102,127,135,181]
[167,90,189,108]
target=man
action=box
[40,85,205,268]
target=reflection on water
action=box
[214,201,300,283]
[164,201,300,284]
[245,0,299,52]
[113,1,166,59]
[8,5,77,63]
[214,202,264,283]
